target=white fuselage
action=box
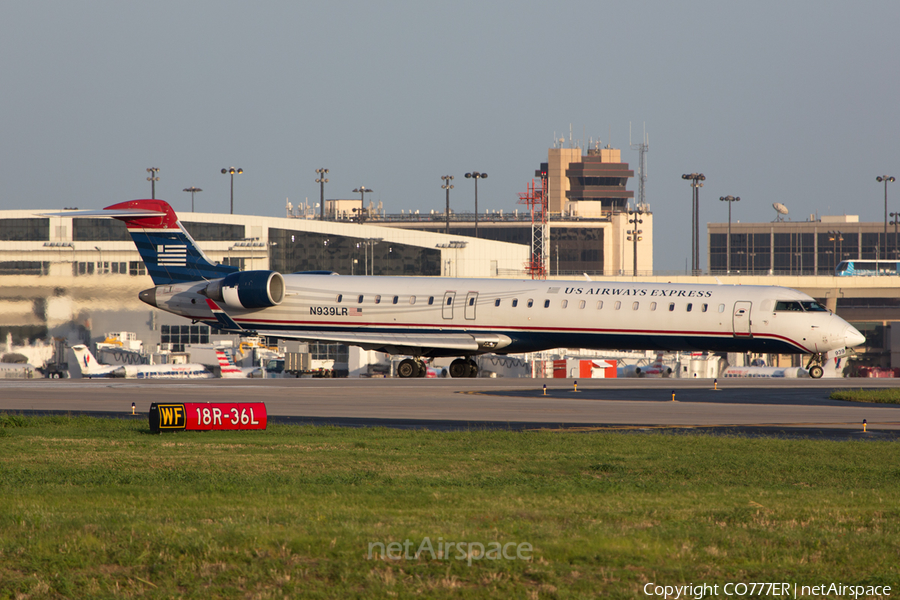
[148,275,865,358]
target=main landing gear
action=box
[448,358,478,379]
[805,353,825,379]
[395,357,479,378]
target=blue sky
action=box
[1,1,897,270]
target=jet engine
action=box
[205,270,285,309]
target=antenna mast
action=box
[630,123,650,210]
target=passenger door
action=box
[465,292,478,320]
[733,301,752,337]
[442,291,456,320]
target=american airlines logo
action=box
[157,244,187,266]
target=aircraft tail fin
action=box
[216,348,245,378]
[103,200,239,285]
[71,344,104,375]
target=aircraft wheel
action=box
[466,358,479,378]
[809,365,824,379]
[415,360,427,378]
[449,358,470,378]
[397,359,418,378]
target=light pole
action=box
[315,168,329,220]
[465,172,487,238]
[441,175,454,235]
[183,186,202,212]
[353,186,374,224]
[146,168,160,199]
[892,213,900,259]
[682,173,705,274]
[877,176,895,260]
[828,230,843,271]
[719,195,740,273]
[627,208,644,276]
[221,167,243,214]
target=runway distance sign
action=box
[149,402,267,433]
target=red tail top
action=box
[104,199,179,230]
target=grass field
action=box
[0,414,898,599]
[830,388,900,404]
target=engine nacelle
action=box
[205,270,285,309]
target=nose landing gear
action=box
[805,353,825,379]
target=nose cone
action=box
[844,325,866,348]
[139,287,158,308]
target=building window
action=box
[161,324,210,353]
[129,261,146,276]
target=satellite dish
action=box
[773,202,789,222]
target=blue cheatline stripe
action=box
[200,319,806,355]
[129,230,238,285]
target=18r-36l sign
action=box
[149,402,267,433]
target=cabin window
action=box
[409,296,416,305]
[650,302,657,311]
[446,296,453,306]
[358,295,364,303]
[597,301,603,309]
[579,300,585,309]
[718,304,725,313]
[494,299,501,307]
[527,299,534,308]
[686,303,692,312]
[375,295,381,304]
[614,301,621,310]
[336,294,342,303]
[512,299,518,308]
[775,300,803,312]
[669,303,675,312]
[543,299,550,308]
[428,296,435,305]
[702,303,708,312]
[469,297,476,306]
[561,300,568,308]
[392,296,399,305]
[632,302,639,310]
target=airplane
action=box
[0,362,37,379]
[621,352,673,378]
[49,200,865,379]
[215,348,261,378]
[71,344,214,379]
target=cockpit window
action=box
[775,301,804,311]
[800,301,828,312]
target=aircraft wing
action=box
[251,329,511,355]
